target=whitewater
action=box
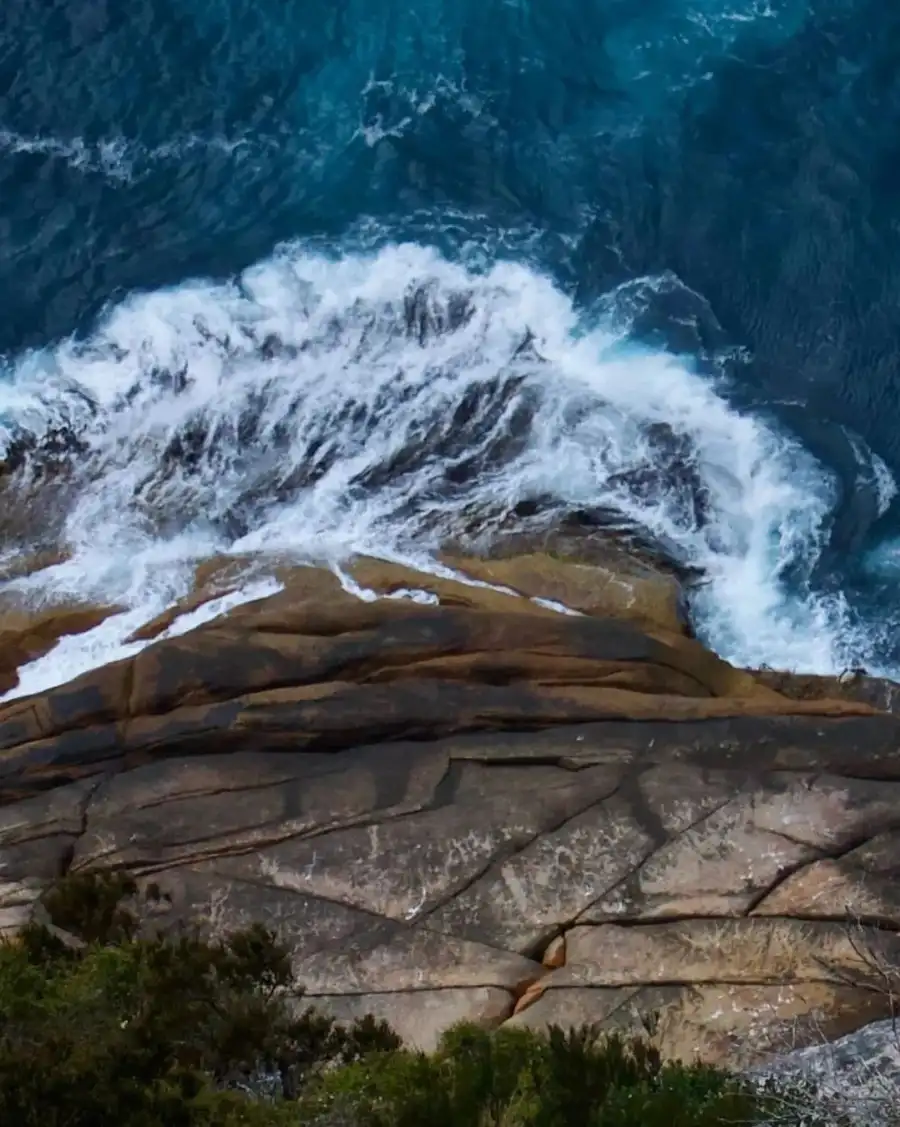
[4,0,900,694]
[1,239,890,698]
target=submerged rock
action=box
[0,424,90,481]
[607,421,712,533]
[403,284,475,344]
[0,549,71,583]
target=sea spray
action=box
[0,243,875,695]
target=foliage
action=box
[300,1021,828,1127]
[0,870,829,1127]
[0,871,398,1127]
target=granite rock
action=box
[0,557,898,1064]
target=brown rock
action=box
[192,555,266,593]
[0,568,876,780]
[125,553,299,643]
[755,668,900,717]
[0,555,899,1069]
[441,551,688,635]
[542,935,566,969]
[0,600,120,697]
[311,988,515,1053]
[0,667,16,698]
[0,602,118,657]
[444,514,699,589]
[513,979,548,1015]
[127,554,362,645]
[125,587,241,643]
[348,558,559,619]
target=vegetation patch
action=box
[0,872,834,1126]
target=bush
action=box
[299,1021,828,1127]
[0,871,827,1127]
[0,872,398,1127]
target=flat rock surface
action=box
[1,557,900,1065]
[760,1018,900,1126]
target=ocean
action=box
[3,0,900,694]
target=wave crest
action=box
[0,241,872,676]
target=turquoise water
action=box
[3,0,900,684]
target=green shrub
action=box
[0,871,828,1127]
[299,1021,826,1127]
[0,871,398,1127]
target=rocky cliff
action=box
[2,551,900,1068]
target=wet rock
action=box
[125,591,239,645]
[0,436,84,557]
[403,284,474,344]
[0,424,90,481]
[754,667,900,717]
[0,549,71,583]
[607,422,711,533]
[444,496,704,591]
[439,551,689,635]
[123,555,262,645]
[0,601,120,698]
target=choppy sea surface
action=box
[4,0,900,694]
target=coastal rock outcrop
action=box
[754,667,900,717]
[0,600,119,698]
[1,556,900,1065]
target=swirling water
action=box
[3,0,900,691]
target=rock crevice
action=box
[2,557,900,1062]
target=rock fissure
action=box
[518,976,887,992]
[3,555,900,1063]
[304,984,521,998]
[194,869,418,929]
[417,777,627,935]
[757,911,900,933]
[571,791,738,924]
[59,773,111,878]
[744,831,897,918]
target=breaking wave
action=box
[0,242,883,691]
[3,0,900,690]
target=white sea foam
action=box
[4,577,284,703]
[844,426,898,519]
[0,241,882,694]
[0,128,264,181]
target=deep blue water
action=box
[4,0,900,680]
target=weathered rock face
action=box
[759,1018,900,1126]
[1,557,899,1064]
[438,552,689,636]
[124,548,691,647]
[755,667,900,717]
